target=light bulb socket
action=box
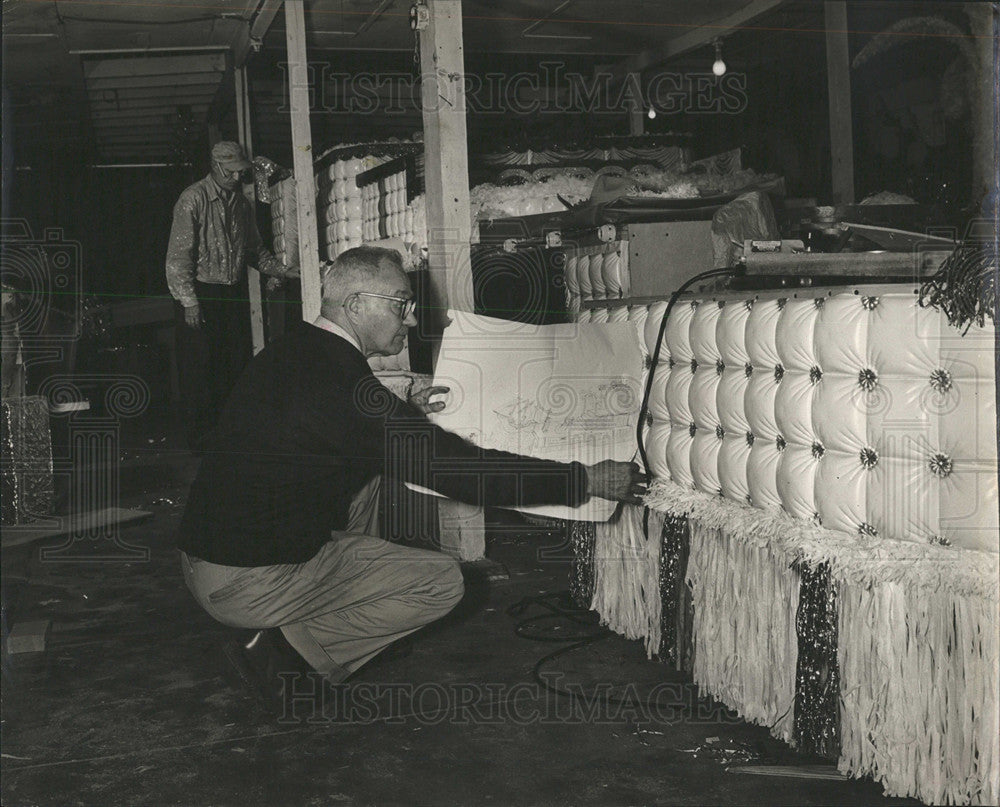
[711,38,726,77]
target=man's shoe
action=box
[221,629,309,714]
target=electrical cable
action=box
[633,266,743,474]
[506,591,687,711]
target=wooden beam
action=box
[88,86,220,103]
[97,134,193,143]
[91,108,208,122]
[87,74,225,91]
[285,0,322,322]
[91,100,212,114]
[83,53,227,80]
[91,120,178,131]
[241,0,284,66]
[825,1,854,204]
[608,0,786,83]
[419,0,484,564]
[235,64,266,355]
[627,71,644,135]
[419,0,474,321]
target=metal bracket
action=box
[597,224,617,243]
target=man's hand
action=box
[409,385,450,414]
[184,303,203,329]
[585,460,649,505]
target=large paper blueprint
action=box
[420,310,644,521]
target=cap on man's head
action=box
[211,141,251,170]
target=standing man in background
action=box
[165,141,296,453]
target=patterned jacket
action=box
[165,174,287,307]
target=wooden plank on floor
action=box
[727,765,847,781]
[7,620,52,654]
[1,508,153,549]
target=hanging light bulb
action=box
[647,107,657,119]
[712,38,726,77]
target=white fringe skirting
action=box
[586,481,999,805]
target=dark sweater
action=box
[177,323,590,566]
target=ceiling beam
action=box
[228,0,282,68]
[607,0,786,83]
[83,53,227,80]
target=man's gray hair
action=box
[321,246,404,305]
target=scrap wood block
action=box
[7,620,51,654]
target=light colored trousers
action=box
[181,477,465,682]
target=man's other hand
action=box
[585,460,649,504]
[409,385,450,414]
[184,303,203,329]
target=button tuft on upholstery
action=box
[745,431,755,447]
[859,446,879,469]
[646,412,654,427]
[690,358,698,373]
[858,522,879,537]
[744,299,755,311]
[929,452,953,478]
[716,359,725,375]
[809,365,823,385]
[745,493,753,505]
[813,298,825,309]
[644,354,654,369]
[777,297,787,310]
[716,425,725,440]
[668,357,676,369]
[812,512,822,525]
[858,367,878,391]
[929,368,953,393]
[717,300,726,309]
[690,301,700,310]
[776,435,786,451]
[929,535,951,547]
[744,363,753,378]
[861,295,880,311]
[774,364,784,383]
[688,422,697,437]
[811,441,825,459]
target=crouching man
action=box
[177,246,646,710]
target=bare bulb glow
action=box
[712,38,726,77]
[647,108,656,119]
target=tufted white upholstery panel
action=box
[563,242,629,313]
[587,287,998,552]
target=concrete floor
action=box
[2,411,919,807]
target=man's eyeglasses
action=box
[216,161,250,182]
[353,292,416,320]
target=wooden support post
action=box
[967,3,997,206]
[825,1,854,205]
[284,0,322,323]
[235,65,265,355]
[419,0,485,563]
[419,0,474,323]
[628,71,645,136]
